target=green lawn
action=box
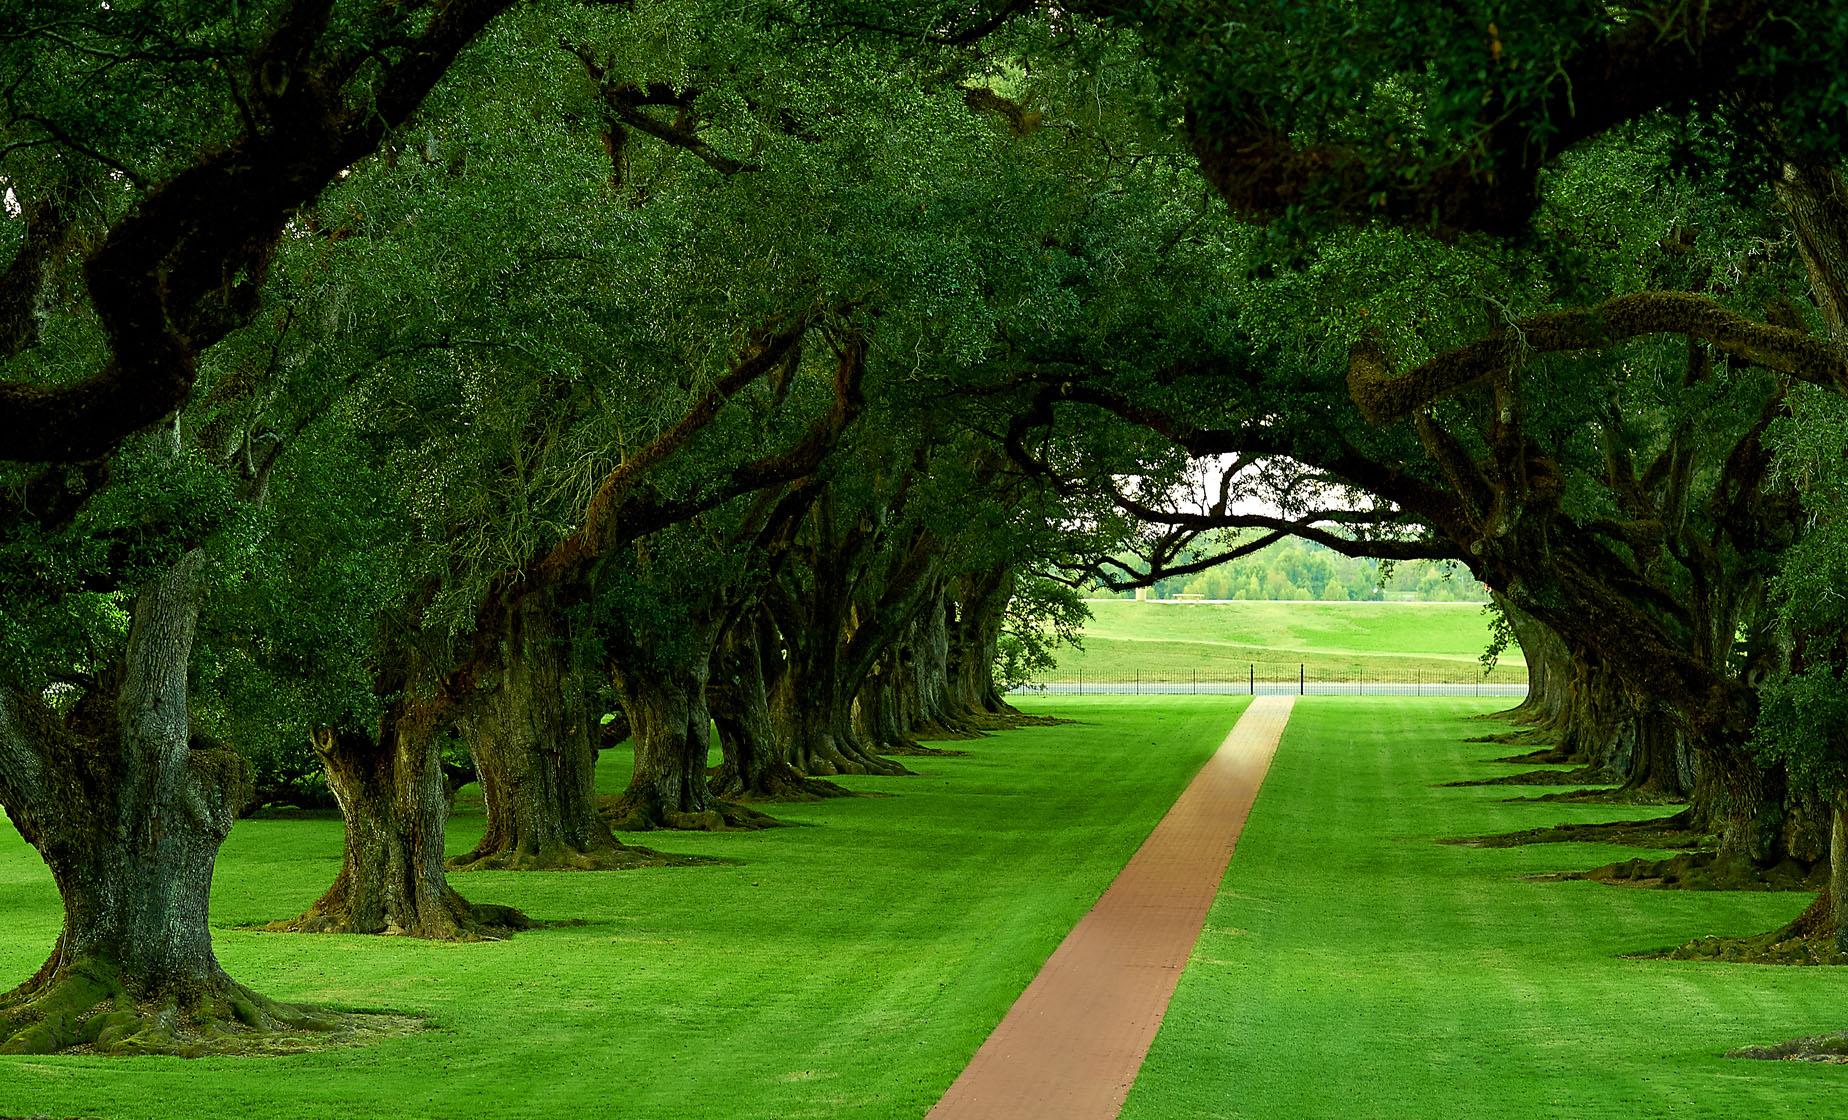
[0,696,1244,1120]
[1049,600,1525,684]
[1120,697,1848,1120]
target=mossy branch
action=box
[1348,291,1848,424]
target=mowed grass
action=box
[1121,697,1848,1120]
[1050,600,1524,683]
[0,696,1244,1120]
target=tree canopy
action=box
[4,0,1848,1066]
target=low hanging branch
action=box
[1348,291,1848,424]
[438,307,869,713]
[1185,2,1769,239]
[564,41,761,190]
[0,0,517,463]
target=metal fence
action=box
[1016,664,1528,699]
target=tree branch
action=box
[0,0,516,463]
[1348,291,1848,424]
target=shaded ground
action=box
[1444,812,1702,851]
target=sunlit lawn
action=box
[0,696,1242,1120]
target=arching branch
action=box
[1186,3,1769,239]
[1348,291,1848,424]
[0,0,515,463]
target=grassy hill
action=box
[1043,600,1525,685]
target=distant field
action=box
[1043,600,1525,685]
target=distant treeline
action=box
[1102,539,1488,603]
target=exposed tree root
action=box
[1489,745,1581,765]
[267,884,530,940]
[876,740,967,757]
[791,738,913,777]
[446,839,703,873]
[1730,1032,1848,1062]
[968,710,1070,730]
[0,957,416,1057]
[1649,933,1848,967]
[708,762,857,803]
[1443,765,1614,788]
[600,791,786,832]
[1442,811,1701,850]
[1464,728,1561,749]
[1504,785,1686,807]
[1639,892,1848,966]
[910,723,987,742]
[913,711,1070,741]
[1531,850,1826,892]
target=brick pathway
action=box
[926,697,1294,1120]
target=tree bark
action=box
[1677,730,1794,868]
[275,714,526,939]
[1494,594,1570,728]
[608,640,777,831]
[1832,801,1848,953]
[449,596,653,870]
[948,568,1021,718]
[773,659,910,777]
[907,587,970,736]
[709,616,848,801]
[0,553,336,1054]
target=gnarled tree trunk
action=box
[1493,594,1570,728]
[608,637,776,831]
[907,587,971,737]
[709,616,847,801]
[773,656,909,777]
[449,596,653,870]
[276,711,526,939]
[947,567,1020,719]
[0,553,336,1054]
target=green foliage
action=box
[995,574,1088,691]
[1755,389,1848,797]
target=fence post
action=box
[1192,668,1197,695]
[1299,663,1305,696]
[1078,669,1082,696]
[1249,663,1254,695]
[1136,668,1140,696]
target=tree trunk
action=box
[773,660,910,777]
[1494,595,1570,728]
[709,617,848,801]
[951,567,1021,717]
[1682,731,1792,869]
[908,588,970,736]
[0,553,336,1054]
[1612,710,1691,799]
[1778,162,1848,338]
[771,589,912,776]
[276,713,526,938]
[1822,833,1848,956]
[449,597,652,870]
[855,659,918,748]
[608,650,777,831]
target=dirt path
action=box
[926,697,1294,1120]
